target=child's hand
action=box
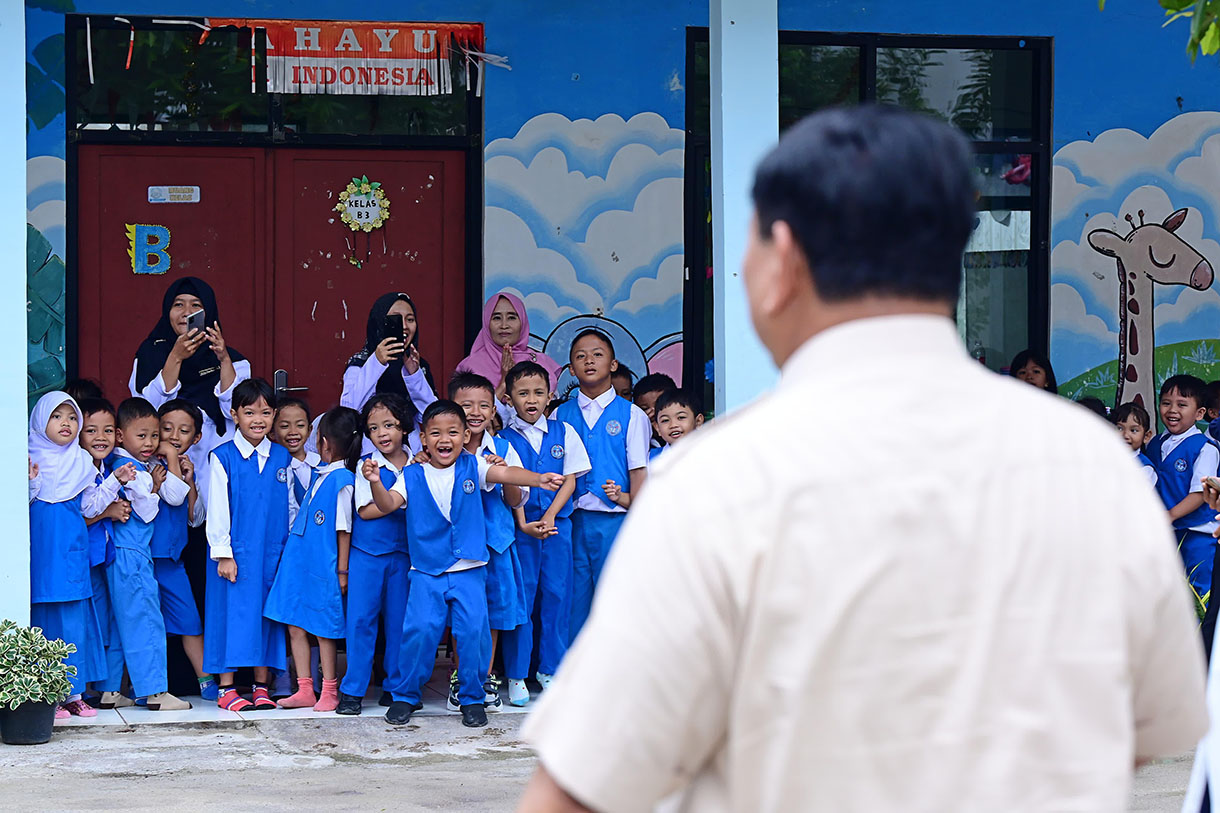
[169,328,206,363]
[374,337,404,365]
[536,472,565,491]
[404,345,422,375]
[28,459,37,481]
[602,480,622,503]
[522,519,556,540]
[206,322,229,363]
[113,462,138,484]
[179,455,195,484]
[413,450,430,465]
[217,558,238,583]
[103,499,131,524]
[150,463,167,492]
[484,453,506,467]
[361,458,381,483]
[338,572,348,595]
[157,440,179,461]
[1204,477,1220,514]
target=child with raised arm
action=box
[554,330,651,643]
[205,379,295,712]
[265,407,361,712]
[371,400,564,729]
[498,361,590,705]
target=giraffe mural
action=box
[1086,208,1215,410]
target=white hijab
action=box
[28,391,96,504]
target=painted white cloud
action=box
[27,155,65,198]
[1050,164,1090,219]
[483,206,603,316]
[1055,112,1220,194]
[581,177,683,292]
[608,254,684,319]
[498,288,582,341]
[1049,282,1119,378]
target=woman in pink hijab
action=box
[455,292,563,400]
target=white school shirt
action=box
[505,412,592,478]
[111,448,161,524]
[476,431,529,510]
[1136,450,1158,487]
[391,455,494,573]
[34,463,124,515]
[570,385,651,513]
[128,357,250,509]
[524,315,1207,813]
[339,357,437,425]
[1154,426,1220,533]
[287,450,321,527]
[305,461,354,533]
[354,448,407,510]
[205,433,297,561]
[155,463,206,528]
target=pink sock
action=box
[313,678,340,712]
[278,677,316,709]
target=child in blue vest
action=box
[154,399,217,701]
[275,397,321,528]
[78,398,132,709]
[632,372,677,453]
[1146,375,1220,601]
[369,400,564,728]
[499,361,590,706]
[649,388,705,465]
[107,397,193,710]
[554,330,651,644]
[451,372,531,712]
[337,394,416,715]
[1205,380,1220,445]
[205,378,294,712]
[28,392,134,718]
[1112,401,1157,487]
[266,407,361,712]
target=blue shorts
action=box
[154,557,203,636]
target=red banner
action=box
[207,19,484,96]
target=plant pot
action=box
[0,701,57,745]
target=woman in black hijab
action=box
[339,292,436,428]
[129,276,249,499]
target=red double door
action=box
[77,145,467,409]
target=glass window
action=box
[279,66,467,137]
[74,28,267,132]
[778,44,860,131]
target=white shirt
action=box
[29,463,123,516]
[112,448,160,523]
[400,454,494,573]
[1154,426,1220,532]
[205,433,296,560]
[339,358,437,426]
[524,315,1207,813]
[306,461,354,533]
[354,448,407,510]
[570,385,651,512]
[287,450,321,527]
[477,431,529,510]
[505,412,592,478]
[1136,450,1158,487]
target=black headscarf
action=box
[346,292,435,399]
[134,276,246,435]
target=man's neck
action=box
[579,381,612,400]
[771,298,954,368]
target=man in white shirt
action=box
[519,106,1207,812]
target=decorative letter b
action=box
[127,224,171,275]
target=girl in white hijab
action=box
[28,392,134,717]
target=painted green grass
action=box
[1059,339,1220,404]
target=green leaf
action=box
[33,35,65,86]
[1161,0,1195,11]
[1203,21,1220,52]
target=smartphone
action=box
[186,309,206,334]
[382,314,405,354]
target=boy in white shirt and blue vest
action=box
[553,330,650,643]
[366,400,564,728]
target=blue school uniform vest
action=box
[1147,431,1219,529]
[402,452,487,576]
[30,495,91,603]
[500,419,573,519]
[108,457,156,557]
[150,472,189,561]
[86,469,114,569]
[480,437,516,555]
[555,395,631,510]
[351,454,408,557]
[212,440,292,562]
[1136,450,1155,471]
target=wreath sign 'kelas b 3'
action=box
[334,175,391,268]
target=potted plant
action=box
[0,619,76,745]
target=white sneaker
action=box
[536,672,553,691]
[507,679,530,707]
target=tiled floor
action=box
[54,666,534,727]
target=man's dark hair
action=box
[634,373,677,401]
[232,378,276,410]
[422,399,468,429]
[78,397,116,421]
[570,328,616,359]
[752,105,975,303]
[449,372,496,400]
[158,399,204,435]
[1112,401,1151,432]
[116,396,158,428]
[506,361,550,392]
[655,388,702,416]
[1161,374,1207,404]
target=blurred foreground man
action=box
[517,105,1207,812]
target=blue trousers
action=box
[340,548,409,698]
[394,568,490,707]
[1180,529,1217,602]
[31,599,105,696]
[153,557,203,637]
[569,510,625,644]
[106,548,168,697]
[503,517,572,679]
[89,565,124,693]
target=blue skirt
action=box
[485,544,527,631]
[264,541,345,640]
[31,598,106,696]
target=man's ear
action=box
[762,220,806,316]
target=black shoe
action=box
[385,700,420,726]
[378,690,392,707]
[460,703,488,728]
[335,694,363,716]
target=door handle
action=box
[280,386,309,392]
[273,369,309,394]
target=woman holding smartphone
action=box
[340,292,437,426]
[130,276,249,505]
